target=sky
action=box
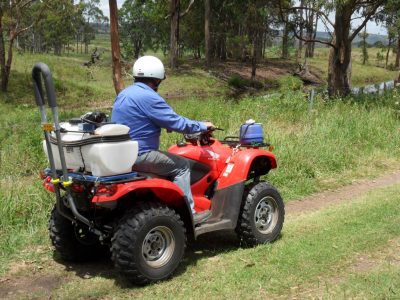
[99,0,386,35]
[99,0,124,19]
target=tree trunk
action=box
[396,32,400,69]
[305,8,314,58]
[109,0,125,94]
[385,37,392,69]
[296,0,305,62]
[0,30,7,92]
[170,0,179,69]
[281,14,289,59]
[310,15,318,57]
[204,0,211,69]
[328,11,352,98]
[251,31,262,82]
[220,35,227,60]
[362,26,368,65]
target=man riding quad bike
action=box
[33,60,285,285]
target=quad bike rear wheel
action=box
[49,206,107,261]
[111,202,186,285]
[236,182,285,246]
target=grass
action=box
[308,47,399,86]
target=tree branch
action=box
[180,0,194,17]
[286,6,335,28]
[292,28,336,48]
[16,0,35,10]
[349,2,385,41]
[14,23,33,37]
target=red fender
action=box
[92,178,185,207]
[217,149,277,189]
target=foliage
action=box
[36,1,76,55]
[227,74,250,89]
[119,0,169,59]
[359,29,369,64]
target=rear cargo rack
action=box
[68,171,145,184]
[221,136,270,148]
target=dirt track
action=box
[1,170,399,299]
[286,170,400,215]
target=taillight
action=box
[39,170,46,179]
[94,184,118,197]
[71,183,85,193]
[43,176,55,193]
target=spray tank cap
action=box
[245,119,256,125]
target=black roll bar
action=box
[32,62,96,232]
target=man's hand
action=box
[204,121,215,130]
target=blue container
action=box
[78,122,97,132]
[239,123,264,145]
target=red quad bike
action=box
[33,63,285,285]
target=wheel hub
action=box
[142,226,175,268]
[254,196,278,234]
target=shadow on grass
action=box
[53,229,241,288]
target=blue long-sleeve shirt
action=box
[111,82,207,155]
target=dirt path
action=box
[286,170,400,215]
[1,170,399,299]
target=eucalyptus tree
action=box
[285,0,387,97]
[109,0,124,94]
[359,26,369,65]
[38,0,76,56]
[379,0,400,68]
[204,0,211,67]
[119,0,148,59]
[169,0,195,69]
[0,0,46,92]
[81,0,105,53]
[119,0,170,59]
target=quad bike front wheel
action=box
[236,182,285,246]
[111,202,186,285]
[49,206,107,262]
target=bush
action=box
[278,75,304,91]
[228,74,250,89]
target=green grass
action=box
[309,47,398,86]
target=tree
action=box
[169,0,179,69]
[119,0,148,59]
[0,0,44,92]
[204,0,211,68]
[359,26,369,65]
[38,0,76,56]
[248,0,265,82]
[82,0,105,54]
[285,0,386,97]
[169,0,195,69]
[109,0,124,94]
[380,0,400,68]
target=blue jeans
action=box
[133,151,195,214]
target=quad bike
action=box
[33,62,285,285]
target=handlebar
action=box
[184,127,224,145]
[32,62,57,108]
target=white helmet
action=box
[133,56,166,80]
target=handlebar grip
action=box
[32,62,57,108]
